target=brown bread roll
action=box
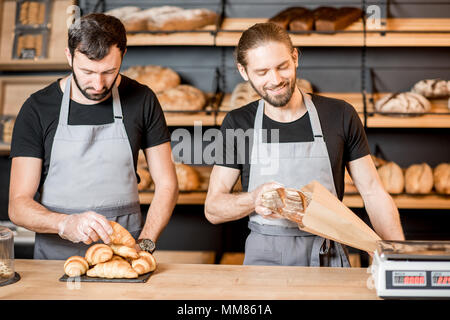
[137,167,152,191]
[64,256,89,277]
[85,244,113,266]
[405,163,434,194]
[109,244,140,259]
[377,162,404,194]
[175,163,201,191]
[157,85,206,112]
[109,221,136,248]
[433,163,450,194]
[131,251,157,275]
[375,92,431,114]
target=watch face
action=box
[139,239,155,253]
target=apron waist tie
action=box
[248,221,330,267]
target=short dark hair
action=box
[68,13,126,60]
[235,22,294,68]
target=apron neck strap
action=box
[254,89,324,140]
[59,74,123,125]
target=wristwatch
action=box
[137,238,156,254]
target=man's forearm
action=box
[139,183,178,242]
[362,190,405,241]
[205,192,255,224]
[9,196,66,234]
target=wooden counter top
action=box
[0,259,379,300]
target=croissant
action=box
[109,244,139,259]
[131,251,157,275]
[64,256,89,277]
[111,255,126,262]
[261,187,307,226]
[85,244,113,266]
[86,259,138,279]
[109,221,136,247]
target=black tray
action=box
[59,271,153,283]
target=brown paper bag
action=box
[262,180,381,252]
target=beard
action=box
[249,73,297,108]
[72,69,118,101]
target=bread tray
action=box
[59,271,153,283]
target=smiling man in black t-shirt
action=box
[205,23,404,267]
[8,13,178,259]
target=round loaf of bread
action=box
[175,163,201,191]
[137,167,152,191]
[411,79,449,99]
[157,85,206,111]
[405,163,434,194]
[434,163,450,194]
[375,92,431,114]
[133,65,180,93]
[377,162,404,194]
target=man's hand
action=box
[251,181,285,219]
[57,211,113,245]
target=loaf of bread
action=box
[314,7,362,32]
[405,163,434,194]
[175,163,201,191]
[131,251,157,275]
[411,79,449,99]
[85,244,113,266]
[64,256,89,277]
[261,188,307,225]
[230,78,313,110]
[19,1,46,25]
[109,221,136,248]
[104,6,141,20]
[377,162,404,194]
[123,65,181,93]
[109,244,140,259]
[2,118,14,144]
[269,7,313,31]
[433,163,450,194]
[375,92,431,114]
[86,259,138,279]
[137,167,152,191]
[146,8,217,31]
[371,155,388,168]
[157,85,206,112]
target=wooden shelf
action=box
[366,18,450,47]
[343,193,450,209]
[215,18,450,47]
[216,18,364,47]
[164,111,216,126]
[0,0,72,71]
[366,93,450,128]
[217,92,365,125]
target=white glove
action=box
[57,211,113,245]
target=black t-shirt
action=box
[10,75,171,189]
[218,94,370,200]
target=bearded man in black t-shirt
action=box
[9,14,178,259]
[205,23,404,267]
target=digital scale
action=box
[371,240,450,299]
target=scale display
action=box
[392,271,426,286]
[432,272,450,287]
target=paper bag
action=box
[262,180,381,252]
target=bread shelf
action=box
[126,27,215,46]
[216,92,365,126]
[366,93,450,128]
[215,18,450,47]
[216,18,365,47]
[0,0,72,71]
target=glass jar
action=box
[0,226,14,285]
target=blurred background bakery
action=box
[0,0,449,268]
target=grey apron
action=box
[244,90,350,267]
[34,75,142,260]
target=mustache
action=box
[264,81,288,91]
